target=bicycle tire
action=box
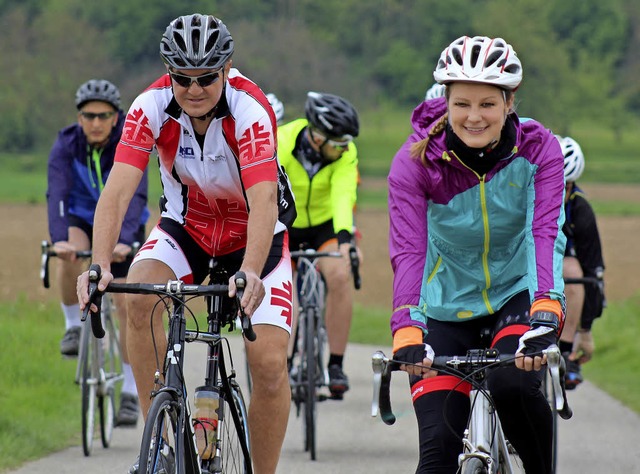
[543,369,559,473]
[209,380,251,474]
[303,306,317,460]
[81,324,98,456]
[138,391,183,474]
[461,457,489,474]
[99,307,122,448]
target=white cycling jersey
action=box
[116,69,295,257]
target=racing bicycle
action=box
[84,262,255,474]
[372,344,572,473]
[288,246,360,461]
[41,241,129,456]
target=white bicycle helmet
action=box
[160,14,234,70]
[433,36,522,90]
[557,135,585,182]
[266,93,285,124]
[425,83,446,101]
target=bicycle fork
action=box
[459,389,514,474]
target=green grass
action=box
[0,297,81,472]
[583,295,640,413]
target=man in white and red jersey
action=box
[78,13,296,474]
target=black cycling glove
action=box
[517,310,560,357]
[393,343,434,367]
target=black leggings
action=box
[410,291,552,474]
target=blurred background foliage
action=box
[0,0,638,152]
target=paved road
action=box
[8,337,640,473]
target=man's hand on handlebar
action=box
[53,241,80,262]
[230,269,264,317]
[77,265,113,314]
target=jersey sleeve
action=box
[330,145,359,237]
[46,131,75,243]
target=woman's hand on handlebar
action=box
[394,344,438,379]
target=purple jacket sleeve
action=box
[529,131,566,303]
[387,139,429,335]
[46,131,74,243]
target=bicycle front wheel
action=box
[81,323,99,456]
[99,306,122,448]
[461,457,488,474]
[138,391,182,474]
[543,370,559,473]
[209,380,251,474]
[303,306,317,460]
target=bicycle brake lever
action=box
[234,271,256,342]
[371,351,385,417]
[84,263,105,338]
[545,345,573,419]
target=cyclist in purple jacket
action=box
[388,36,566,473]
[46,79,149,426]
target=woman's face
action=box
[446,82,513,149]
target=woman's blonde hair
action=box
[409,113,448,165]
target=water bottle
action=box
[193,386,219,459]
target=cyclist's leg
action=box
[58,224,90,355]
[560,256,585,387]
[244,232,293,473]
[316,227,354,395]
[125,220,204,421]
[489,291,553,474]
[412,318,477,473]
[111,226,146,425]
[561,256,584,345]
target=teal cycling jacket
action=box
[388,99,566,336]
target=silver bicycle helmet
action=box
[557,135,585,182]
[266,93,285,124]
[160,14,234,70]
[425,83,446,101]
[305,92,359,138]
[75,79,121,110]
[433,36,522,90]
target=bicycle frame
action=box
[85,270,254,474]
[372,346,572,474]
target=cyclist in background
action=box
[388,35,566,473]
[266,92,285,125]
[557,135,606,389]
[47,79,148,427]
[278,91,361,399]
[424,82,446,101]
[77,14,296,474]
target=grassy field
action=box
[1,113,639,470]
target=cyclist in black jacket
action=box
[557,135,606,389]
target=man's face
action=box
[169,62,231,119]
[78,101,118,147]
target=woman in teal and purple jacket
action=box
[388,35,566,474]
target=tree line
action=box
[0,0,637,152]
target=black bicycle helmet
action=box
[75,79,121,110]
[305,92,359,138]
[160,14,234,70]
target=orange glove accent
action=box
[530,298,565,335]
[392,326,424,354]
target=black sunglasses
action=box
[80,111,116,121]
[169,70,221,88]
